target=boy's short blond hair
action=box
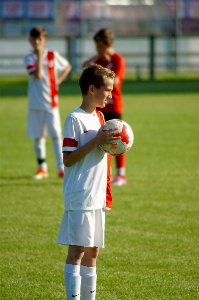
[79,64,115,95]
[29,26,47,39]
[93,28,114,46]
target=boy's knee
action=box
[92,247,99,258]
[66,245,85,264]
[86,247,99,259]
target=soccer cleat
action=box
[58,170,64,177]
[33,168,48,180]
[111,175,127,186]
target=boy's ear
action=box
[88,84,95,95]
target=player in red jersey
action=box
[83,28,127,186]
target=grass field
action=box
[0,76,199,299]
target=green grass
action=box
[1,72,199,96]
[0,77,199,299]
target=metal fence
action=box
[0,36,199,79]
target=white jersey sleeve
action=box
[24,52,37,74]
[62,113,79,152]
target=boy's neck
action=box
[106,47,114,56]
[80,103,96,115]
[101,47,114,61]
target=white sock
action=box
[34,138,46,161]
[117,167,125,176]
[64,264,81,300]
[39,162,48,172]
[52,137,63,172]
[80,265,97,300]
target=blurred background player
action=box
[82,28,127,186]
[24,26,72,179]
[57,64,116,300]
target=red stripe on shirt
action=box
[27,64,37,70]
[47,51,58,108]
[106,154,113,209]
[96,110,105,125]
[96,110,113,209]
[63,138,78,148]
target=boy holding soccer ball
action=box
[57,64,117,300]
[24,26,72,179]
[83,28,127,186]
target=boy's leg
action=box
[45,109,63,175]
[52,137,64,174]
[33,137,48,179]
[59,210,103,299]
[103,112,127,186]
[116,153,126,176]
[112,154,127,186]
[80,247,99,300]
[64,245,84,300]
[64,264,81,300]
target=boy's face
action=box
[92,77,114,108]
[29,35,47,52]
[95,41,109,57]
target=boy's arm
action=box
[30,48,43,79]
[82,56,99,68]
[63,138,98,167]
[63,127,117,167]
[112,54,125,86]
[57,63,72,85]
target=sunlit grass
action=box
[0,79,199,299]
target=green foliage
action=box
[0,78,199,299]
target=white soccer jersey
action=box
[24,49,69,111]
[62,108,112,211]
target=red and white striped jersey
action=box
[62,108,113,211]
[24,49,69,111]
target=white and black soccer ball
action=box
[99,119,134,156]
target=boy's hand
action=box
[95,127,119,146]
[102,53,111,62]
[82,56,99,68]
[34,45,44,56]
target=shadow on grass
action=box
[0,175,63,186]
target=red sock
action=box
[116,154,126,168]
[116,154,126,176]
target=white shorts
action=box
[27,108,62,138]
[57,209,105,248]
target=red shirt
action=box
[95,52,125,114]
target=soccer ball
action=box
[99,119,134,155]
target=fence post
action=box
[149,34,155,81]
[66,36,72,80]
[172,34,178,73]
